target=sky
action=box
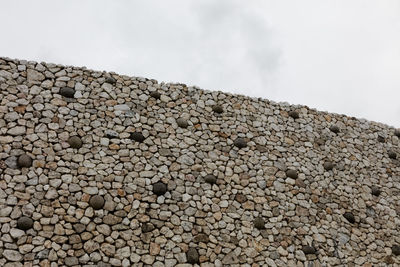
[2,0,400,127]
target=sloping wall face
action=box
[0,57,399,267]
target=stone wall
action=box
[0,56,400,267]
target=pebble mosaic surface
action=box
[0,57,400,267]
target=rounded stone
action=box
[343,212,355,224]
[395,129,400,138]
[212,105,223,114]
[105,77,116,84]
[329,125,340,133]
[204,174,217,184]
[150,91,161,99]
[89,195,105,210]
[234,138,247,149]
[130,132,145,143]
[254,217,265,229]
[286,169,298,179]
[388,150,397,159]
[142,223,155,233]
[392,245,400,256]
[176,118,189,128]
[60,87,75,98]
[288,110,299,119]
[323,161,334,171]
[377,135,385,143]
[153,182,167,196]
[68,136,82,149]
[371,186,381,197]
[302,246,317,255]
[235,193,247,203]
[17,154,32,168]
[187,248,199,264]
[17,216,34,230]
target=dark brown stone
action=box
[234,138,247,149]
[60,87,75,98]
[130,132,145,143]
[343,212,355,224]
[302,245,317,254]
[329,125,340,133]
[176,118,189,128]
[89,195,105,210]
[288,110,299,119]
[105,77,116,84]
[286,169,298,179]
[377,135,385,143]
[68,136,82,149]
[187,248,199,264]
[371,186,381,197]
[17,154,32,168]
[204,174,217,184]
[254,217,265,229]
[388,150,397,159]
[194,233,209,243]
[395,129,400,138]
[212,105,223,114]
[323,161,334,171]
[17,216,34,230]
[153,182,167,196]
[392,245,400,256]
[141,223,154,233]
[235,193,247,203]
[150,91,161,99]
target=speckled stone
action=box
[150,91,161,99]
[286,169,298,179]
[302,246,317,255]
[343,212,355,224]
[329,125,340,133]
[89,195,105,210]
[234,138,247,149]
[142,223,155,233]
[17,216,34,230]
[288,110,299,119]
[254,217,265,229]
[392,245,400,256]
[323,161,334,171]
[377,135,385,143]
[130,132,145,143]
[371,186,381,197]
[60,87,75,98]
[388,150,397,159]
[105,76,116,84]
[176,118,189,128]
[204,174,217,184]
[212,105,223,113]
[68,136,83,149]
[187,248,199,264]
[235,193,247,203]
[17,154,32,168]
[153,182,167,196]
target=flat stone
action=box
[27,69,45,82]
[153,182,167,196]
[17,154,32,168]
[68,136,82,149]
[234,138,247,149]
[89,195,105,210]
[65,256,79,266]
[286,169,298,179]
[212,105,223,113]
[2,250,23,262]
[8,126,26,136]
[343,212,355,224]
[103,214,122,225]
[204,174,217,184]
[60,87,75,98]
[194,233,209,243]
[17,216,33,230]
[235,193,247,203]
[186,248,199,264]
[130,132,145,142]
[176,118,189,128]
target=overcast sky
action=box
[2,1,399,127]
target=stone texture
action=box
[60,87,75,98]
[176,118,189,128]
[254,217,265,229]
[89,195,105,210]
[234,137,247,148]
[329,125,340,133]
[130,132,145,142]
[286,169,298,179]
[343,212,355,224]
[186,248,199,264]
[288,110,299,119]
[68,136,83,149]
[17,154,32,168]
[204,174,217,184]
[153,182,167,196]
[17,217,33,230]
[212,105,223,113]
